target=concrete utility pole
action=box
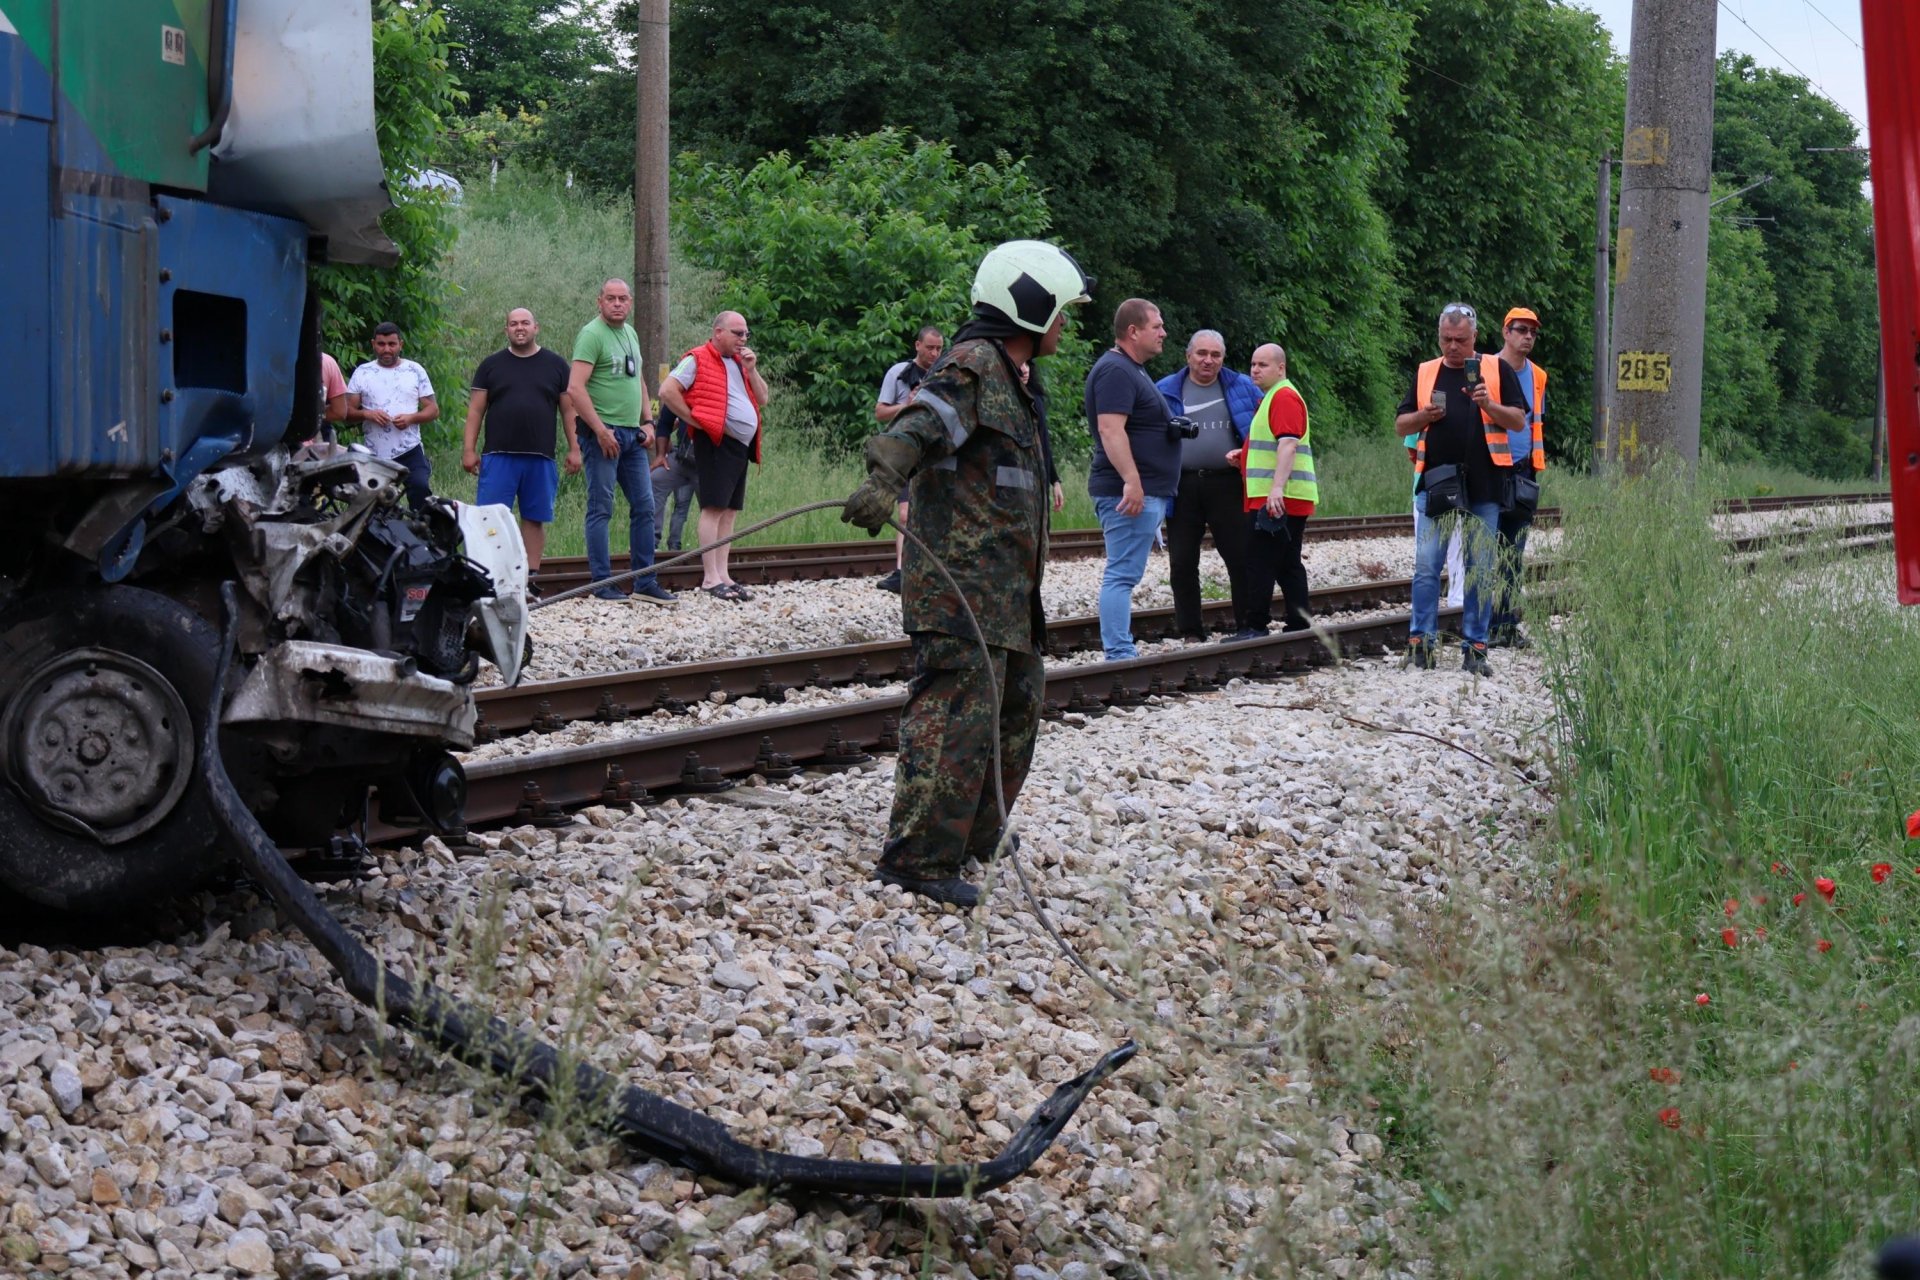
[634,0,670,385]
[1592,152,1612,470]
[1605,0,1717,474]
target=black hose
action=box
[187,0,234,155]
[203,584,1133,1196]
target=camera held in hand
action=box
[1166,414,1199,443]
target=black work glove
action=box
[841,435,922,535]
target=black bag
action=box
[1421,463,1463,518]
[663,408,696,469]
[1506,472,1540,515]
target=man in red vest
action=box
[657,311,770,601]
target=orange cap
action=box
[1503,307,1540,329]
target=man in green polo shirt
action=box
[570,278,674,604]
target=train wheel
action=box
[0,588,226,913]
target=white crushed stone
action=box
[0,645,1553,1278]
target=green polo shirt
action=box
[571,317,644,427]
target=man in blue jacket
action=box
[1157,330,1264,640]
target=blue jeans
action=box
[582,427,659,589]
[1412,492,1500,647]
[650,455,698,551]
[1094,493,1172,659]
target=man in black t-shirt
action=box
[1392,301,1528,675]
[1085,298,1178,659]
[463,307,583,582]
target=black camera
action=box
[1167,415,1199,443]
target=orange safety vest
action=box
[1518,360,1547,472]
[682,342,762,463]
[1412,355,1513,474]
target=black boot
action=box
[1462,642,1493,677]
[1402,634,1435,670]
[874,865,980,908]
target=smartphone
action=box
[1430,390,1448,412]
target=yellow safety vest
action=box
[1246,379,1317,505]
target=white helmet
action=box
[971,240,1094,335]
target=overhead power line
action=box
[1717,1,1864,131]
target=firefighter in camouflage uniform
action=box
[841,241,1094,908]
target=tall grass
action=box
[1326,466,1920,1276]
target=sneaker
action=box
[1402,635,1435,670]
[1228,628,1269,642]
[1179,631,1208,645]
[630,580,677,606]
[874,866,980,909]
[1462,643,1493,677]
[591,587,627,602]
[876,568,903,593]
[526,573,546,602]
[1506,626,1532,650]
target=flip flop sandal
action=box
[725,583,754,601]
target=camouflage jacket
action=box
[877,338,1048,655]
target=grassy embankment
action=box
[1320,467,1920,1276]
[416,178,1870,561]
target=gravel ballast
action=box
[1,643,1554,1279]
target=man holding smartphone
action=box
[1392,302,1528,675]
[572,278,675,604]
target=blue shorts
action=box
[476,453,559,523]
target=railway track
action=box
[375,518,1892,844]
[530,489,1887,595]
[476,518,1893,740]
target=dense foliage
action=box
[1379,0,1622,464]
[312,0,465,404]
[673,131,1095,447]
[423,0,1878,475]
[1710,52,1878,476]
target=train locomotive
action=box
[0,0,527,913]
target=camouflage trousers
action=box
[879,634,1045,879]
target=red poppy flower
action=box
[1753,927,1768,941]
[1817,938,1833,953]
[1753,894,1769,906]
[1658,1107,1682,1129]
[1724,898,1739,917]
[1792,892,1807,907]
[1695,992,1710,1006]
[1770,861,1785,875]
[1721,927,1738,948]
[1907,809,1920,839]
[1872,862,1893,884]
[1815,877,1837,902]
[1649,1067,1678,1085]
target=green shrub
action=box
[673,129,1094,451]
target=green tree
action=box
[673,130,1087,447]
[1378,0,1623,465]
[313,0,465,420]
[1710,52,1876,429]
[1699,192,1781,461]
[657,0,1421,444]
[438,0,611,117]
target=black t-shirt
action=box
[1085,349,1178,499]
[1398,359,1532,506]
[472,347,573,457]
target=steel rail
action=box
[529,490,1887,594]
[479,519,1892,739]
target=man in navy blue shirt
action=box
[1085,299,1178,659]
